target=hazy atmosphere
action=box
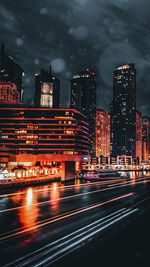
[0,0,150,116]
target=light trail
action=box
[0,183,132,237]
[0,193,132,242]
[0,177,148,214]
[4,208,127,267]
[4,191,150,267]
[9,207,137,267]
[0,178,125,198]
[44,208,138,267]
[0,183,126,213]
[0,176,149,200]
[35,209,138,267]
[130,195,150,209]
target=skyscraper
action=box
[70,68,96,156]
[96,109,110,158]
[0,82,20,104]
[34,66,60,108]
[110,63,136,158]
[142,117,150,162]
[0,43,24,102]
[136,110,142,163]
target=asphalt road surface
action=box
[0,175,150,267]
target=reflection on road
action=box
[19,188,39,229]
[50,183,60,211]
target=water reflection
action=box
[50,183,60,210]
[74,178,81,193]
[131,171,136,185]
[19,188,39,229]
[120,170,150,183]
[26,188,33,208]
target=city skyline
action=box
[0,44,150,120]
[1,2,150,265]
[0,0,150,117]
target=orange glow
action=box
[0,192,132,241]
[131,171,136,185]
[50,183,60,210]
[0,107,89,163]
[74,178,81,192]
[142,118,150,162]
[136,111,142,162]
[96,110,110,158]
[19,188,39,229]
[0,82,20,104]
[117,65,129,70]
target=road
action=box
[0,175,150,266]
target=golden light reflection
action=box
[50,183,60,210]
[26,188,33,208]
[74,179,81,193]
[131,171,136,185]
[10,192,23,204]
[19,188,39,229]
[146,171,150,177]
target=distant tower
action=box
[34,66,60,108]
[96,109,110,158]
[0,82,20,104]
[110,63,136,158]
[142,117,150,162]
[136,111,142,163]
[0,43,24,102]
[70,68,96,156]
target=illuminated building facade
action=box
[110,63,136,158]
[70,68,96,156]
[0,43,24,102]
[96,109,110,158]
[142,117,150,162]
[34,66,60,108]
[0,82,20,104]
[136,111,142,162]
[0,106,89,164]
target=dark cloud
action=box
[0,0,150,116]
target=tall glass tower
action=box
[34,66,60,108]
[0,43,24,102]
[70,68,96,156]
[110,63,136,158]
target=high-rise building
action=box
[34,66,60,108]
[110,63,136,158]
[136,110,142,162]
[96,109,110,158]
[0,43,24,102]
[0,106,89,164]
[142,117,150,162]
[70,68,96,156]
[106,113,110,158]
[0,82,20,104]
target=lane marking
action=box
[0,178,148,239]
[34,208,138,267]
[0,182,128,213]
[0,193,132,242]
[0,177,148,214]
[5,208,127,267]
[0,178,125,198]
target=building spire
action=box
[1,42,5,68]
[1,42,4,56]
[49,64,52,76]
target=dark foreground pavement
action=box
[55,201,150,267]
[0,177,150,267]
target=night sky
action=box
[0,0,150,116]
